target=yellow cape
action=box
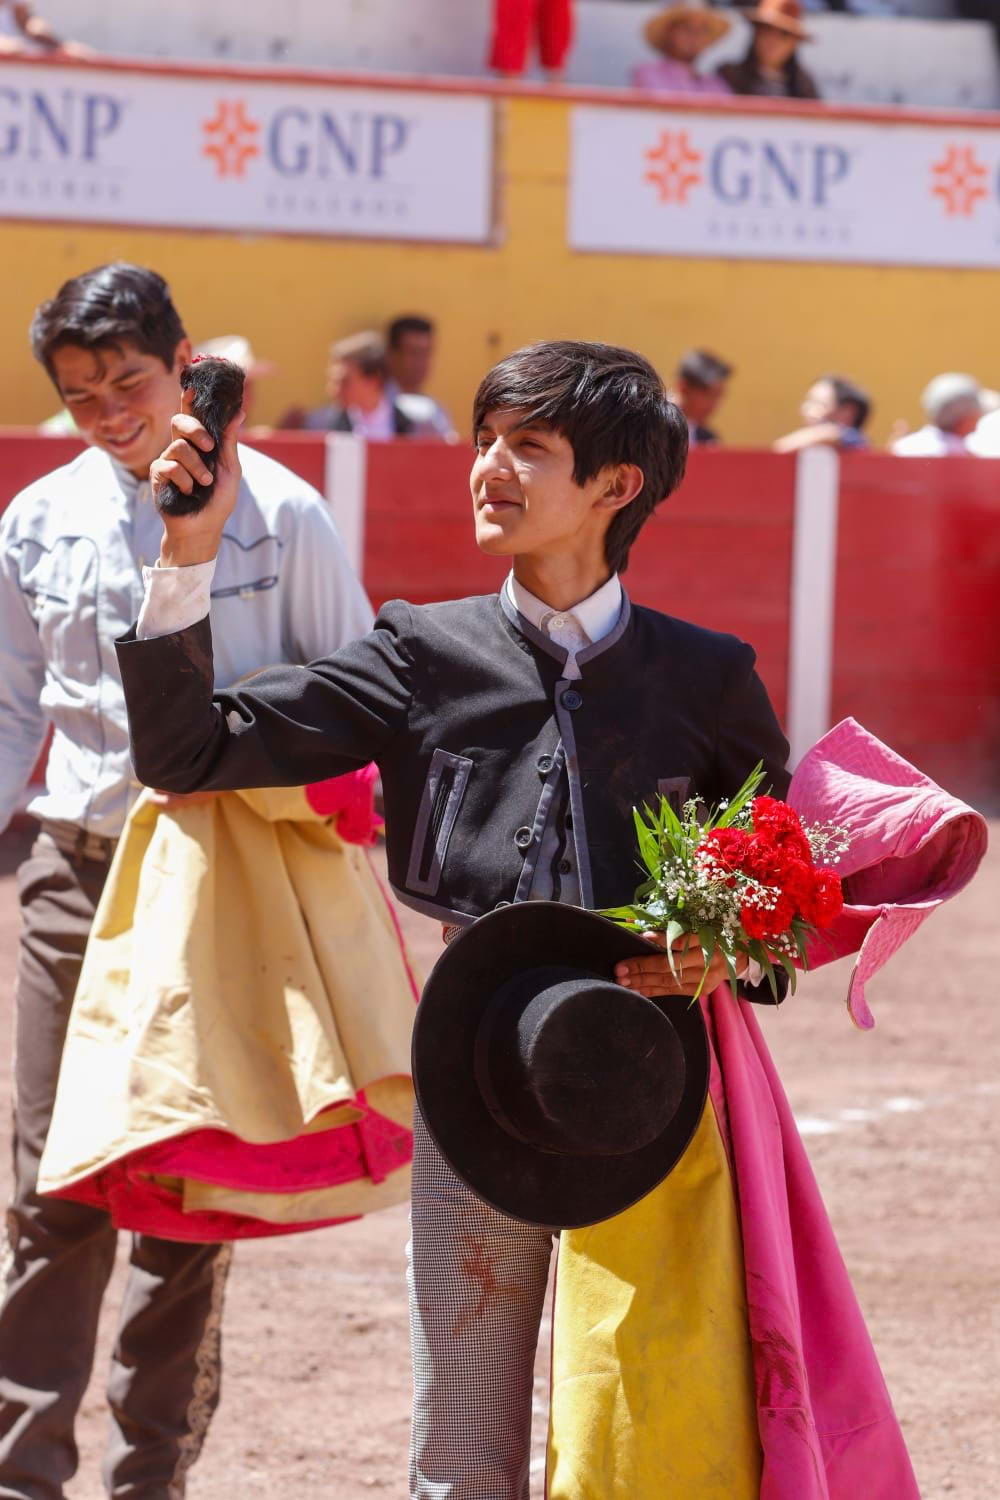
[39,785,420,1225]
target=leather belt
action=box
[40,819,119,865]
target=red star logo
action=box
[930,145,988,217]
[644,130,703,205]
[201,99,261,179]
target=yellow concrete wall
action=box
[1,92,997,445]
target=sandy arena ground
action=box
[0,819,996,1499]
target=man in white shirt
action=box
[0,262,372,1499]
[892,373,984,457]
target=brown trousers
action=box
[0,831,231,1500]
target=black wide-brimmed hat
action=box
[412,902,709,1229]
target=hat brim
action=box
[745,9,812,40]
[646,7,731,51]
[412,903,709,1230]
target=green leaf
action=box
[774,950,799,995]
[722,948,741,1000]
[757,948,780,1003]
[633,806,660,878]
[713,762,766,830]
[655,793,684,842]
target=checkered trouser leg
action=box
[407,1108,554,1499]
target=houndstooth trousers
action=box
[407,1107,555,1499]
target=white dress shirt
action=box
[504,571,623,906]
[0,444,372,837]
[505,571,622,680]
[891,425,969,457]
[966,409,1000,457]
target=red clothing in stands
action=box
[489,0,573,74]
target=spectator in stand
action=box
[774,374,871,452]
[286,332,442,439]
[385,315,456,440]
[892,373,984,457]
[631,4,733,96]
[489,0,574,81]
[0,0,92,54]
[966,393,1000,457]
[669,349,734,445]
[719,0,821,100]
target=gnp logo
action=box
[0,84,125,161]
[200,96,412,183]
[930,144,989,217]
[643,128,851,211]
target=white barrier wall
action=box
[36,0,1000,111]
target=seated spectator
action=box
[631,5,733,96]
[284,332,442,439]
[0,0,92,54]
[719,0,821,100]
[892,374,984,457]
[966,398,1000,457]
[385,315,456,439]
[774,374,871,452]
[489,0,574,81]
[669,349,734,446]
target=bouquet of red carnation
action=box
[601,764,848,1001]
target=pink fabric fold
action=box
[706,991,921,1499]
[305,763,383,845]
[789,718,987,1029]
[50,1096,413,1243]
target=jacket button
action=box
[514,826,534,850]
[561,689,583,711]
[558,858,572,875]
[537,754,554,775]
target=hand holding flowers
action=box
[605,765,848,1003]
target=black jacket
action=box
[117,589,790,934]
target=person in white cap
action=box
[966,385,1000,457]
[892,373,984,457]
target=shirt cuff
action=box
[136,560,217,640]
[745,958,764,988]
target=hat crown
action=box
[475,965,685,1158]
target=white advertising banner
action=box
[570,105,1000,269]
[0,63,494,243]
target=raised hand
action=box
[151,388,245,568]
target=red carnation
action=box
[740,903,771,941]
[801,869,844,929]
[752,796,812,863]
[781,857,816,913]
[699,827,750,871]
[742,832,787,884]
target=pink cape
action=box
[704,990,920,1498]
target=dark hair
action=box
[677,349,733,388]
[822,373,871,431]
[473,341,688,575]
[725,40,819,101]
[387,314,435,348]
[30,262,187,379]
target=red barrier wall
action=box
[2,434,998,804]
[833,454,1000,803]
[363,444,796,719]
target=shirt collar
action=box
[505,571,622,645]
[108,453,151,504]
